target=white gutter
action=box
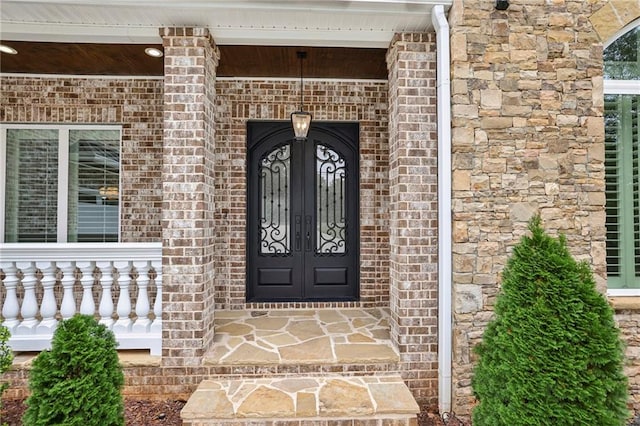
[432,4,452,415]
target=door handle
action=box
[305,215,312,252]
[295,215,302,251]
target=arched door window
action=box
[604,22,640,295]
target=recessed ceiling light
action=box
[0,44,18,55]
[145,47,163,58]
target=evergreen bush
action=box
[0,321,14,421]
[23,315,124,426]
[472,216,629,425]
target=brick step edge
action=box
[183,417,418,426]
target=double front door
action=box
[246,121,359,302]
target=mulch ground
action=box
[1,398,470,425]
[418,405,471,426]
[1,398,186,426]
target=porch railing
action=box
[0,242,163,355]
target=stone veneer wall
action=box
[213,79,390,310]
[448,0,609,417]
[386,32,439,405]
[0,76,164,242]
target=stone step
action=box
[204,308,400,367]
[181,375,420,426]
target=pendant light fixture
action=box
[291,51,312,140]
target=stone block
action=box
[453,104,479,118]
[556,114,579,126]
[509,33,537,50]
[481,116,512,129]
[589,3,624,41]
[453,221,469,243]
[452,126,474,144]
[585,116,604,138]
[471,175,489,191]
[548,29,575,43]
[482,158,507,173]
[455,285,483,314]
[480,89,502,109]
[451,32,468,62]
[510,202,538,222]
[452,170,471,191]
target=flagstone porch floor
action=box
[203,308,400,366]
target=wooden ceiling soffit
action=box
[0,41,388,79]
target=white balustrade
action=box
[97,260,115,328]
[0,243,162,355]
[150,260,162,336]
[36,262,58,333]
[59,261,76,320]
[112,261,132,333]
[131,261,151,333]
[16,262,38,334]
[78,261,96,316]
[0,262,20,332]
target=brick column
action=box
[386,33,439,405]
[161,28,219,366]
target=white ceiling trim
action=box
[1,0,452,47]
[0,23,421,47]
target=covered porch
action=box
[0,0,454,414]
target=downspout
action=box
[432,4,452,415]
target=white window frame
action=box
[0,124,123,244]
[605,20,640,296]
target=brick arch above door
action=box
[590,0,640,42]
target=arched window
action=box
[604,22,640,295]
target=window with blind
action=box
[604,23,640,292]
[0,125,121,243]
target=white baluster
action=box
[150,260,162,335]
[36,262,58,333]
[59,261,77,320]
[112,261,132,333]
[0,262,20,332]
[97,261,114,328]
[77,261,96,316]
[131,261,151,333]
[15,262,38,335]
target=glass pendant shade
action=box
[292,51,311,140]
[291,110,312,140]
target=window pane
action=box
[605,94,640,288]
[605,95,622,278]
[68,129,120,242]
[316,144,346,254]
[4,129,59,242]
[604,25,640,80]
[259,144,290,255]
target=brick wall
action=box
[213,79,390,310]
[449,0,608,416]
[386,32,439,406]
[0,76,164,242]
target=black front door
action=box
[246,121,359,302]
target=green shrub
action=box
[23,315,124,426]
[472,216,629,425]
[0,321,14,420]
